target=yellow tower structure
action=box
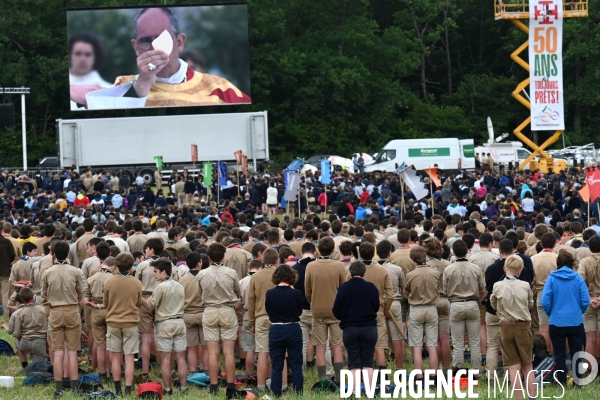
[495,1,588,171]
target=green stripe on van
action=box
[408,148,451,157]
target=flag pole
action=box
[297,169,301,219]
[429,165,434,213]
[217,161,220,206]
[400,172,405,220]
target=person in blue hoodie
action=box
[541,249,590,386]
[355,204,367,221]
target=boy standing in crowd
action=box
[143,258,188,395]
[103,253,142,396]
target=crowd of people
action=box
[0,163,599,399]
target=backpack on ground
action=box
[19,361,53,376]
[0,339,15,356]
[23,373,53,386]
[535,356,556,385]
[87,390,116,399]
[137,382,163,399]
[78,374,103,393]
[187,372,209,388]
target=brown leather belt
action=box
[500,321,529,326]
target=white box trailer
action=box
[56,111,269,185]
[365,138,475,172]
[475,141,532,168]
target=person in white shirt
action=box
[266,183,278,219]
[521,192,535,213]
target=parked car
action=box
[37,156,59,169]
[305,154,335,167]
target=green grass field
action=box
[0,320,598,399]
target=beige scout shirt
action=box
[223,247,252,280]
[135,257,159,294]
[248,265,276,326]
[554,244,579,265]
[389,246,415,278]
[180,271,204,314]
[9,257,33,288]
[468,249,500,275]
[443,260,485,302]
[405,264,440,305]
[13,303,47,340]
[146,278,185,322]
[577,246,592,261]
[531,250,558,291]
[364,262,394,313]
[579,254,600,298]
[378,260,405,302]
[127,233,149,254]
[427,257,451,297]
[81,256,101,280]
[197,264,241,309]
[41,263,83,307]
[490,278,533,323]
[85,268,113,304]
[305,259,347,320]
[76,233,96,266]
[239,275,251,311]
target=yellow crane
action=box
[495,0,588,172]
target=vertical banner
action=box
[320,160,332,184]
[202,162,213,186]
[284,170,299,202]
[585,167,600,204]
[529,0,565,130]
[218,162,228,186]
[191,144,198,163]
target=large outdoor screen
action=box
[67,4,251,111]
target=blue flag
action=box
[287,158,304,171]
[218,162,227,186]
[395,162,405,174]
[321,160,332,184]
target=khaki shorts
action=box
[155,319,187,353]
[49,306,81,351]
[107,325,139,355]
[500,324,533,366]
[138,295,155,334]
[407,304,438,347]
[183,312,205,347]
[312,316,343,348]
[241,311,255,352]
[375,312,388,349]
[537,292,549,326]
[202,307,237,342]
[254,315,272,353]
[435,297,450,334]
[387,301,403,341]
[91,308,107,346]
[584,306,600,333]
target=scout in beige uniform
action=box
[8,242,37,297]
[376,239,405,369]
[424,237,452,373]
[135,238,163,379]
[248,248,278,391]
[389,229,416,278]
[239,259,263,375]
[405,247,440,381]
[104,253,143,396]
[2,287,47,364]
[467,232,499,366]
[197,243,244,397]
[531,232,558,352]
[305,237,347,383]
[490,255,535,398]
[84,256,116,383]
[180,252,206,373]
[75,219,96,267]
[443,239,485,376]
[143,258,188,395]
[127,220,149,254]
[41,241,83,398]
[359,242,393,371]
[578,235,600,360]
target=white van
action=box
[475,142,532,168]
[365,138,475,172]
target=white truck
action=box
[56,111,269,185]
[475,141,533,168]
[364,138,475,172]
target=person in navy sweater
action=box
[332,261,379,392]
[265,264,303,396]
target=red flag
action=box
[233,150,242,165]
[424,167,441,188]
[586,167,600,203]
[241,155,248,175]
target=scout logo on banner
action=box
[585,167,600,204]
[529,0,565,130]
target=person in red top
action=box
[220,208,234,224]
[318,190,328,218]
[360,188,370,204]
[74,192,91,208]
